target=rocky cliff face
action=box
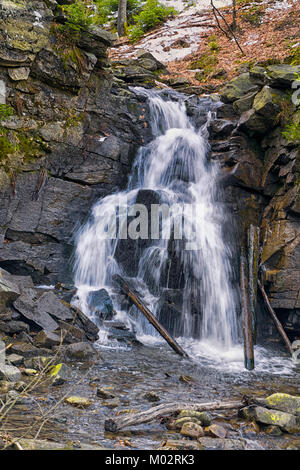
[0,1,299,338]
[213,66,300,337]
[0,0,153,284]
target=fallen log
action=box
[104,399,244,433]
[240,249,255,370]
[258,280,293,356]
[113,274,189,358]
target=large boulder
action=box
[253,86,287,119]
[267,64,300,87]
[13,290,59,332]
[220,73,259,103]
[87,289,114,320]
[0,364,21,382]
[63,342,99,361]
[0,268,20,309]
[252,406,299,433]
[264,393,300,415]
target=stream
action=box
[7,87,299,451]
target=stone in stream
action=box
[252,406,299,433]
[0,380,16,394]
[159,439,202,451]
[263,424,283,436]
[0,364,21,382]
[87,288,114,320]
[10,438,107,450]
[180,421,204,439]
[104,398,120,409]
[264,393,300,415]
[206,423,227,439]
[178,410,212,427]
[63,342,99,362]
[198,437,246,450]
[167,416,199,430]
[49,363,70,386]
[22,368,38,376]
[142,391,160,402]
[65,396,93,408]
[96,387,115,399]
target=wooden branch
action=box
[113,275,189,358]
[240,248,255,370]
[258,280,293,356]
[105,399,244,432]
[210,0,245,54]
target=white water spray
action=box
[74,88,240,352]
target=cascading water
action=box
[74,87,240,357]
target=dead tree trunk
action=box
[247,225,260,344]
[232,0,237,30]
[240,249,255,370]
[258,280,293,356]
[117,0,127,37]
[105,399,244,432]
[113,275,189,358]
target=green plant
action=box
[129,0,176,42]
[282,112,300,143]
[0,104,14,121]
[285,42,300,66]
[62,1,95,33]
[190,52,219,82]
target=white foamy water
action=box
[75,87,239,354]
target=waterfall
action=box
[74,87,240,352]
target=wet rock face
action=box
[216,64,300,336]
[0,1,152,285]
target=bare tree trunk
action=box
[240,248,255,370]
[117,0,127,37]
[232,0,237,30]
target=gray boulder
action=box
[63,342,99,362]
[0,364,21,382]
[0,268,20,309]
[13,290,59,332]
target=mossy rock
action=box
[267,64,300,87]
[178,410,212,426]
[253,85,288,119]
[65,396,93,408]
[265,393,300,415]
[233,90,258,114]
[220,73,259,103]
[253,406,299,433]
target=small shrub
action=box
[129,0,176,42]
[282,112,300,143]
[62,1,95,33]
[0,104,14,121]
[285,42,300,66]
